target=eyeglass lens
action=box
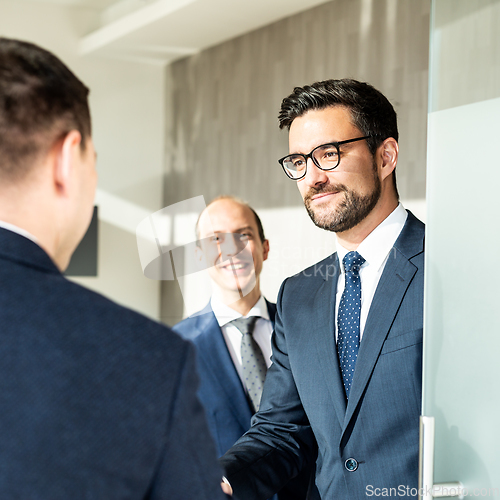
[282,143,340,179]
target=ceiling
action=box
[22,0,117,8]
[19,0,333,65]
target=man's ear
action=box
[53,130,82,196]
[377,137,398,182]
[262,239,270,261]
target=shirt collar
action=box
[336,203,407,273]
[211,294,269,327]
[0,220,39,244]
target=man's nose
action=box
[219,234,241,257]
[303,157,328,187]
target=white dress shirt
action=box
[335,203,407,342]
[211,294,273,391]
[0,220,38,244]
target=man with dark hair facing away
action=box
[0,37,226,500]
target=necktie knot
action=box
[231,316,258,336]
[343,251,365,275]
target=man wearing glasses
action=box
[220,79,424,499]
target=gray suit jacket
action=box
[220,211,425,500]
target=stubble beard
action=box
[303,167,382,233]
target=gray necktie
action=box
[231,316,267,412]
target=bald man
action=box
[174,196,314,499]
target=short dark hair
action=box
[278,78,398,153]
[0,38,91,181]
[195,196,266,245]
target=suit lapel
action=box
[313,254,347,427]
[343,212,424,430]
[343,250,417,427]
[195,311,252,428]
[196,300,278,429]
[266,300,277,327]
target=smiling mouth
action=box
[311,191,339,201]
[216,258,255,299]
[222,263,246,270]
[218,260,251,271]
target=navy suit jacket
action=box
[174,301,314,499]
[173,300,276,457]
[0,228,225,500]
[220,211,425,500]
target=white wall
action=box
[0,0,164,320]
[146,197,426,321]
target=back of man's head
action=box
[0,38,91,183]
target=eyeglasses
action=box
[278,136,371,180]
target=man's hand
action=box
[221,478,233,496]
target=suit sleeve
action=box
[219,279,317,500]
[147,341,227,500]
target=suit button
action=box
[345,458,358,471]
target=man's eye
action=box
[292,158,305,167]
[238,233,250,241]
[322,149,338,160]
[285,156,305,170]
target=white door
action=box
[421,0,500,498]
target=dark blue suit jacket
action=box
[0,228,225,500]
[174,301,315,499]
[220,211,425,500]
[173,301,276,457]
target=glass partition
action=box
[423,0,500,490]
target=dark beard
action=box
[304,172,381,233]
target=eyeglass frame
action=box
[278,135,372,180]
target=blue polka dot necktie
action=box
[337,251,365,399]
[231,316,267,412]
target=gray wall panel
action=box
[162,0,431,324]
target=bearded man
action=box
[220,79,425,500]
